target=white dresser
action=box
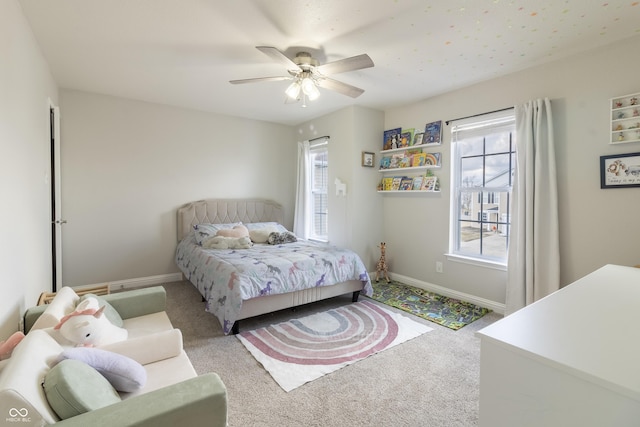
[477,264,640,427]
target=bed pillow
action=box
[193,222,242,245]
[245,222,289,233]
[248,226,279,243]
[43,359,121,420]
[54,347,147,392]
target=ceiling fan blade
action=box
[316,77,365,98]
[229,76,292,84]
[316,54,374,76]
[256,46,301,72]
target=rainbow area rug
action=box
[237,300,432,391]
[368,280,491,330]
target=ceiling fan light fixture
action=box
[285,81,301,99]
[302,77,320,101]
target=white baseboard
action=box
[88,273,184,291]
[371,271,506,315]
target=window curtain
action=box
[293,140,311,239]
[506,98,560,315]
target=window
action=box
[309,140,328,241]
[450,111,515,265]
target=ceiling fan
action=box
[230,46,374,105]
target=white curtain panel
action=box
[506,98,560,315]
[293,140,311,239]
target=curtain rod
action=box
[445,107,513,126]
[310,135,330,142]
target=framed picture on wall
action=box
[600,152,640,188]
[362,151,375,167]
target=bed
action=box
[175,199,373,334]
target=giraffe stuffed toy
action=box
[375,242,390,283]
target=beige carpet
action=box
[162,281,502,427]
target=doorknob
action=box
[53,220,67,225]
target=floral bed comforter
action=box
[175,232,372,334]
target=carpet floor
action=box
[162,280,503,427]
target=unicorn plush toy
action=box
[53,297,127,347]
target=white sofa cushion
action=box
[0,329,64,425]
[100,329,184,366]
[30,287,79,331]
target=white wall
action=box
[0,0,59,337]
[384,34,640,305]
[295,106,385,270]
[59,90,296,286]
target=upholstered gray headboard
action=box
[176,199,284,241]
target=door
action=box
[49,101,63,291]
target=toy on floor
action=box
[54,297,127,347]
[0,331,25,360]
[375,242,390,283]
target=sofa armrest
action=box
[101,286,166,319]
[54,373,227,427]
[24,305,47,333]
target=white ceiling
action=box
[19,0,640,126]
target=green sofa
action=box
[0,286,227,426]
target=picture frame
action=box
[600,152,640,188]
[362,151,375,167]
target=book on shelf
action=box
[389,153,404,169]
[391,177,403,190]
[412,176,424,190]
[399,157,412,168]
[383,128,402,150]
[421,176,438,191]
[399,128,414,147]
[412,153,426,167]
[424,121,442,144]
[424,152,441,166]
[380,156,391,169]
[399,177,413,191]
[382,177,394,191]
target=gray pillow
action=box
[44,359,121,420]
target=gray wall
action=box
[1,0,59,338]
[384,34,640,305]
[59,90,296,286]
[296,105,385,270]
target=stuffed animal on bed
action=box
[54,297,128,347]
[215,224,249,238]
[202,235,253,249]
[267,231,297,245]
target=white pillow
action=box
[245,222,288,232]
[249,227,279,243]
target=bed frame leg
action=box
[231,321,239,335]
[352,291,360,302]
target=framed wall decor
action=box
[362,151,375,167]
[600,152,640,188]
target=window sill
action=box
[445,253,507,272]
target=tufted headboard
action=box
[176,199,284,241]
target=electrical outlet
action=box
[436,261,443,273]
